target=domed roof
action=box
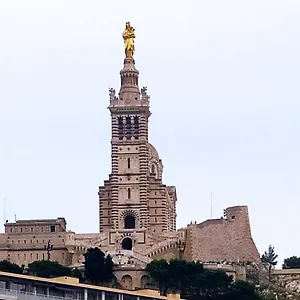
[148,143,160,160]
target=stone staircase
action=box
[145,237,184,258]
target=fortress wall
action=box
[272,269,300,294]
[183,206,260,264]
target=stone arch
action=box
[121,275,133,290]
[122,237,133,250]
[140,275,150,289]
[120,210,139,229]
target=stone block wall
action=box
[272,269,300,294]
[183,206,260,264]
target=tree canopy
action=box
[84,248,114,284]
[146,259,260,300]
[282,256,300,269]
[27,260,71,278]
[0,260,24,274]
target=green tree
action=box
[27,260,71,278]
[84,248,114,285]
[146,259,262,300]
[70,268,85,282]
[261,245,278,278]
[225,281,261,300]
[282,256,300,269]
[0,260,24,274]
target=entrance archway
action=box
[122,237,133,250]
[121,275,133,290]
[124,215,135,229]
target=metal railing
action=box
[0,288,68,300]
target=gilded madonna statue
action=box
[123,22,135,58]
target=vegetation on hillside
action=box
[1,248,300,299]
[282,256,300,269]
[146,259,261,300]
[83,247,114,284]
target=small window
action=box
[36,253,39,260]
[155,217,157,222]
[151,164,156,174]
[155,209,157,214]
[31,228,33,232]
[20,228,23,233]
[24,240,26,244]
[10,228,12,233]
[50,225,55,233]
[231,216,235,220]
[128,188,131,199]
[127,157,131,169]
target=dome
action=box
[148,143,160,160]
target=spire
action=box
[119,58,140,103]
[109,22,150,107]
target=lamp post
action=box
[44,240,53,261]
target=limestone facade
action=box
[0,39,261,290]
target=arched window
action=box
[127,188,131,199]
[134,116,139,139]
[151,164,156,175]
[124,215,135,229]
[118,117,124,140]
[126,116,131,140]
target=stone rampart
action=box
[272,269,300,294]
[183,206,260,264]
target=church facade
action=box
[0,23,261,290]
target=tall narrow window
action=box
[126,116,131,139]
[128,188,131,199]
[118,117,124,140]
[127,158,131,169]
[134,116,139,139]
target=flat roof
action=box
[0,271,169,299]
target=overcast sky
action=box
[0,1,299,267]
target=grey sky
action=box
[0,1,299,267]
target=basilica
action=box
[0,23,261,290]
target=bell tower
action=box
[98,23,177,251]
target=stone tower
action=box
[98,27,177,250]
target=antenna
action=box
[210,192,213,219]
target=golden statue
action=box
[123,22,135,59]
